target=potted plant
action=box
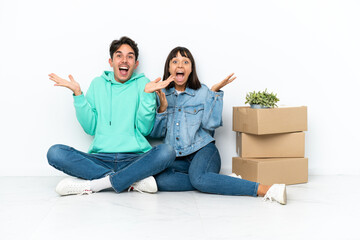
[245,89,279,109]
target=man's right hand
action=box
[49,73,82,96]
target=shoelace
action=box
[79,189,92,195]
[128,185,144,194]
[263,190,273,202]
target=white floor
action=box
[1,175,359,240]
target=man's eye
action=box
[128,56,133,59]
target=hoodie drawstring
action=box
[102,71,144,127]
[109,82,112,126]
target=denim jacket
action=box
[150,84,223,157]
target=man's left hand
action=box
[144,75,175,93]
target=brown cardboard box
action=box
[236,132,305,158]
[233,106,307,135]
[232,157,308,185]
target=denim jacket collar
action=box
[165,87,196,97]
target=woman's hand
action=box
[211,73,236,92]
[49,73,82,96]
[156,89,168,113]
[144,75,175,93]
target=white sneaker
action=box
[263,184,287,205]
[228,173,242,179]
[55,177,92,196]
[128,176,158,193]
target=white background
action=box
[1,0,359,176]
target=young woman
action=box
[150,47,287,204]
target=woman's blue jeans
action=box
[47,144,176,192]
[155,142,259,196]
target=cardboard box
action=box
[236,132,305,158]
[232,157,308,185]
[233,106,307,135]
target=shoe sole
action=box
[281,186,287,205]
[55,178,92,196]
[56,179,71,196]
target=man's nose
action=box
[121,56,127,63]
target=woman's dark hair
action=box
[109,36,139,61]
[164,47,201,90]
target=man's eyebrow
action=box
[115,51,135,55]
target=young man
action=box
[47,36,175,196]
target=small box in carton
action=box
[233,106,307,135]
[236,132,305,158]
[232,157,308,185]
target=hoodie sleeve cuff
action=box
[73,93,87,107]
[141,91,156,106]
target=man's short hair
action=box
[109,36,139,61]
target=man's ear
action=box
[135,60,139,69]
[108,58,113,67]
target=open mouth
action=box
[176,71,185,82]
[119,66,129,76]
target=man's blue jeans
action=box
[47,144,176,192]
[155,142,259,196]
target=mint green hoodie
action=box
[73,71,156,154]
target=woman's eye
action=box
[172,60,177,64]
[184,61,189,64]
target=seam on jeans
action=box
[92,153,117,163]
[51,147,112,180]
[113,152,142,163]
[109,175,120,193]
[253,182,260,197]
[103,171,115,178]
[190,143,219,186]
[111,147,159,179]
[205,145,220,173]
[110,146,165,192]
[49,162,81,179]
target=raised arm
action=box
[49,73,82,96]
[202,73,237,130]
[135,76,174,136]
[49,73,97,135]
[210,73,236,92]
[148,90,169,138]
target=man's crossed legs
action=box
[47,144,175,195]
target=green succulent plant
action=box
[245,89,279,108]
